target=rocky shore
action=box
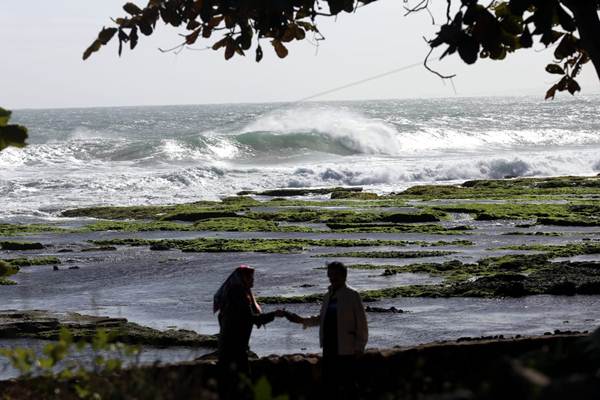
[1,330,598,399]
[2,175,600,398]
[0,310,217,348]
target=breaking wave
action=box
[2,96,600,220]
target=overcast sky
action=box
[1,0,598,109]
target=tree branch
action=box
[424,46,456,79]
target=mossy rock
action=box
[537,217,600,227]
[0,260,19,278]
[220,196,261,205]
[193,217,279,232]
[380,213,439,223]
[326,223,470,234]
[0,310,217,347]
[0,223,64,236]
[0,241,44,250]
[161,211,238,222]
[315,250,456,259]
[330,191,379,200]
[2,256,60,267]
[251,187,362,197]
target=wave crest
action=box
[237,107,401,155]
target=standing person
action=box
[285,261,368,398]
[214,265,284,399]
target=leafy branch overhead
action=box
[0,108,28,152]
[85,0,600,97]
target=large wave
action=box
[3,98,600,220]
[229,106,600,157]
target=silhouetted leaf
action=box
[212,37,228,50]
[297,21,317,32]
[458,34,479,64]
[123,2,143,16]
[566,76,581,94]
[187,19,201,30]
[540,30,563,46]
[545,64,565,75]
[500,15,523,35]
[98,28,118,45]
[295,27,306,40]
[186,29,200,45]
[255,45,263,62]
[327,0,347,15]
[545,83,558,100]
[557,76,568,91]
[272,40,288,58]
[556,5,576,32]
[83,40,102,60]
[130,27,139,50]
[519,26,533,48]
[554,34,578,59]
[508,0,531,16]
[224,39,235,60]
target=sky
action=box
[1,0,598,109]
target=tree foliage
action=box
[0,107,28,151]
[86,1,599,97]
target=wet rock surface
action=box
[2,331,599,399]
[0,310,217,348]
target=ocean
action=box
[2,95,599,222]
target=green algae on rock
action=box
[90,237,466,254]
[502,231,563,236]
[497,242,600,258]
[0,260,19,285]
[80,217,314,233]
[261,253,600,303]
[248,209,443,224]
[0,257,61,285]
[0,241,45,250]
[61,201,246,221]
[0,310,217,348]
[395,175,600,200]
[327,223,472,234]
[314,250,457,259]
[330,191,379,200]
[0,223,64,237]
[238,187,363,197]
[2,256,60,267]
[192,217,313,232]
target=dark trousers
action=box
[322,354,359,400]
[218,350,251,400]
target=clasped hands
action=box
[273,309,304,324]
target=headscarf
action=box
[213,265,262,314]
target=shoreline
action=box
[1,174,600,390]
[1,330,596,398]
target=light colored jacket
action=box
[304,285,368,355]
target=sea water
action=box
[1,95,599,221]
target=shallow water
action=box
[2,225,600,362]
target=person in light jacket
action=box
[286,261,368,397]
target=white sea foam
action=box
[240,107,403,155]
[2,97,600,220]
[234,106,600,156]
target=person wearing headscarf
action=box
[214,265,284,398]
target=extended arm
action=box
[253,311,276,328]
[284,311,320,327]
